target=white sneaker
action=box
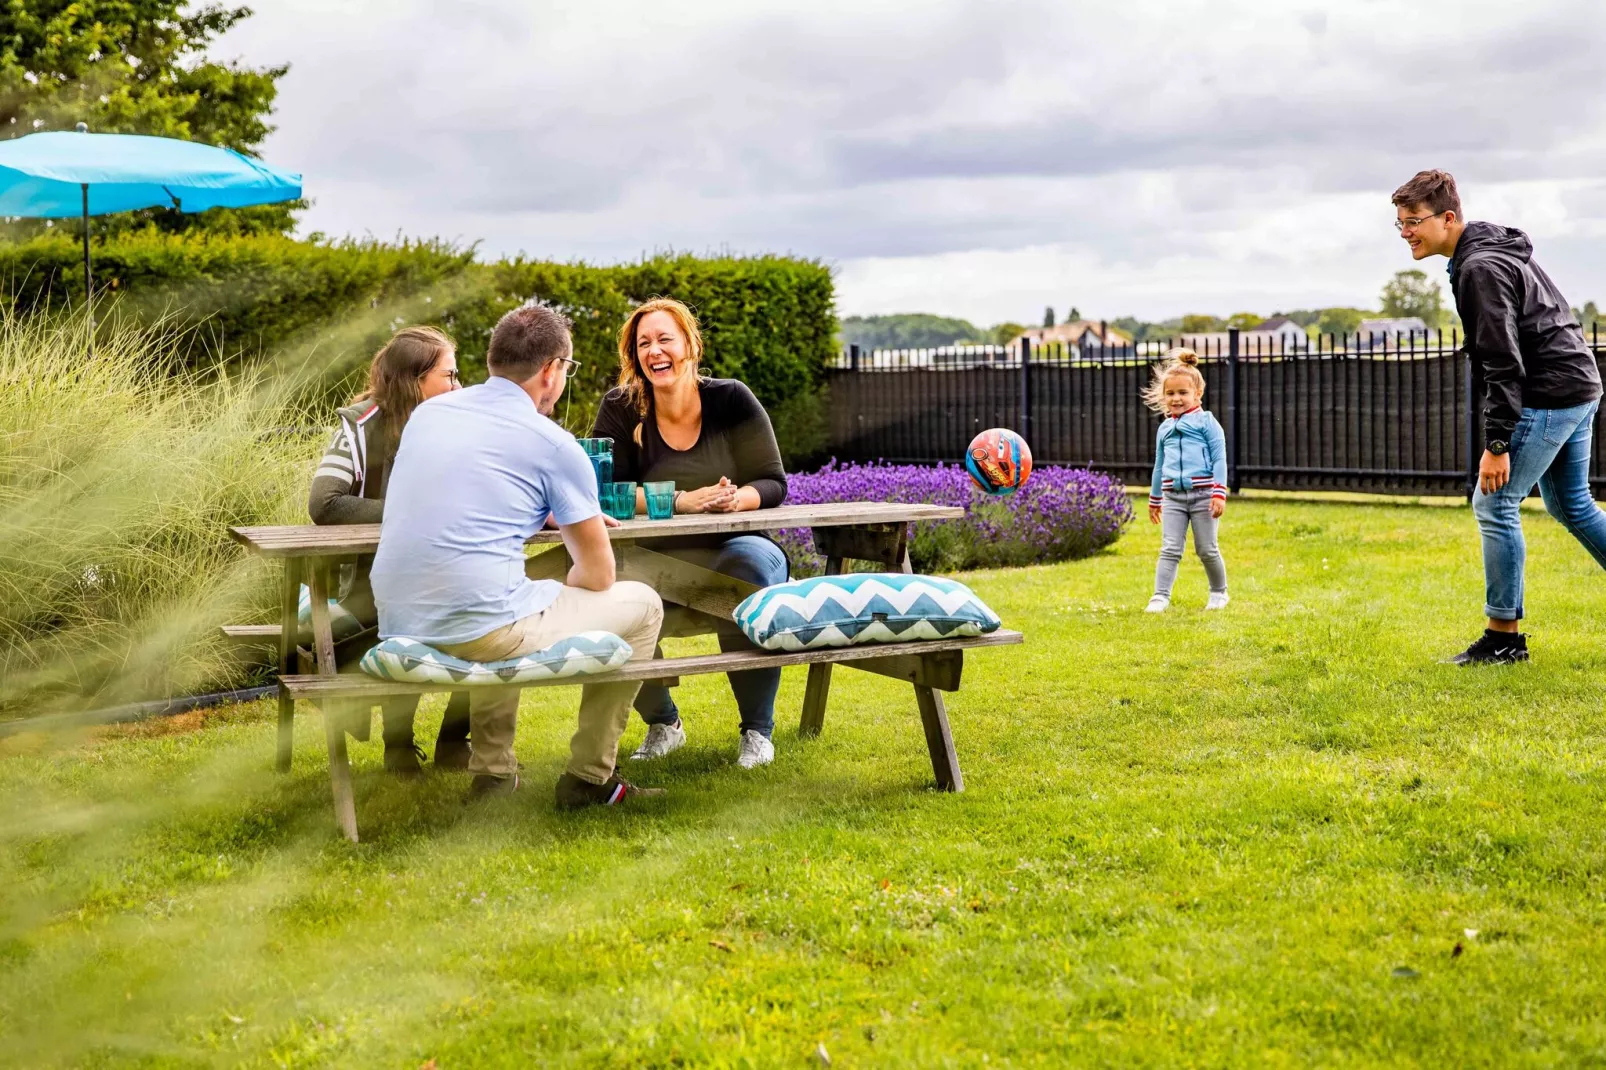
[1205,592,1231,611]
[1145,595,1170,613]
[736,730,774,769]
[629,721,685,761]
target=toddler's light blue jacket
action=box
[1149,407,1228,507]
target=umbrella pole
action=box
[81,183,93,356]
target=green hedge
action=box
[0,231,473,359]
[448,254,836,452]
[0,234,836,461]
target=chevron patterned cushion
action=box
[734,573,1001,652]
[297,584,366,643]
[358,631,633,686]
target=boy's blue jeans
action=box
[635,535,790,737]
[1471,398,1606,621]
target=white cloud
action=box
[220,0,1606,324]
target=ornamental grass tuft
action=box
[0,315,318,721]
[776,461,1132,575]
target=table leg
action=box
[798,554,843,738]
[913,681,964,792]
[305,561,339,674]
[899,541,962,789]
[275,558,300,773]
[307,560,359,844]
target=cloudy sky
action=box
[219,0,1606,326]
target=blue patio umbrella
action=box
[0,125,302,348]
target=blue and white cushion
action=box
[297,584,366,643]
[358,632,632,686]
[734,574,1001,652]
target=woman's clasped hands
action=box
[677,476,741,513]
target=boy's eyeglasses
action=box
[1395,211,1446,231]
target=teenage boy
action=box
[1393,169,1606,664]
[370,303,666,806]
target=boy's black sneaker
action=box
[1449,630,1529,666]
[554,772,665,811]
[383,741,427,778]
[467,772,519,799]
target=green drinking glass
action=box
[644,481,676,520]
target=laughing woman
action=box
[308,325,473,775]
[592,297,789,769]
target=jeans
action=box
[1154,487,1228,597]
[1472,399,1606,620]
[636,535,790,738]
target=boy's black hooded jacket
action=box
[1450,221,1600,449]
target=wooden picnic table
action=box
[232,503,973,809]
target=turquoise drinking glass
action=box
[644,481,676,520]
[577,438,613,493]
[604,481,637,521]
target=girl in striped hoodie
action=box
[1143,348,1230,612]
[308,325,472,774]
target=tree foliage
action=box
[989,321,1027,347]
[1575,300,1600,335]
[0,1,293,235]
[1315,307,1367,336]
[1042,305,1055,328]
[1379,269,1444,326]
[839,313,983,350]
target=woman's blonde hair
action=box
[615,297,705,417]
[1141,347,1206,414]
[353,325,455,436]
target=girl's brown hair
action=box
[354,325,454,435]
[1141,347,1206,413]
[614,297,704,417]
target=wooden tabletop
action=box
[231,501,965,558]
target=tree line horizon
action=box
[844,276,1604,353]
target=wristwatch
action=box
[1487,440,1509,456]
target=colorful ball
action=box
[965,428,1032,496]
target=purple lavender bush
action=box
[776,461,1133,576]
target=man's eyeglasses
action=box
[1395,211,1446,232]
[558,357,582,378]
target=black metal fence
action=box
[823,326,1606,497]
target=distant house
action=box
[1355,317,1430,346]
[1173,323,1309,355]
[1253,316,1308,347]
[1015,320,1130,356]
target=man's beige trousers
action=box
[438,581,663,782]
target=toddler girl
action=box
[1143,348,1229,611]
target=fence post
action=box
[849,343,860,372]
[1019,335,1032,441]
[1227,326,1241,493]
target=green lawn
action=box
[3,498,1605,1068]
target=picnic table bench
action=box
[231,502,1024,841]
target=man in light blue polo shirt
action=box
[371,303,664,808]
